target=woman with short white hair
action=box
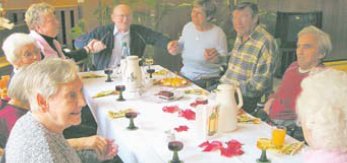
[2,33,41,71]
[5,58,117,163]
[296,68,347,163]
[25,2,105,61]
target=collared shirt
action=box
[220,25,277,98]
[108,26,130,68]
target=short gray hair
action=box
[234,2,258,17]
[8,67,30,103]
[296,68,347,151]
[298,25,332,57]
[24,58,79,111]
[25,2,55,30]
[2,33,38,65]
[193,0,216,21]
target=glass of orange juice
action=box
[272,126,286,149]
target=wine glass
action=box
[256,138,271,163]
[144,58,155,78]
[104,67,113,82]
[168,141,184,163]
[115,85,126,101]
[146,68,155,78]
[125,111,138,130]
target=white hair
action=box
[298,26,332,57]
[24,58,79,111]
[296,68,347,151]
[2,33,38,65]
[7,66,30,103]
[25,2,55,30]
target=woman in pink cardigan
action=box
[296,68,347,163]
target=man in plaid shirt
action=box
[220,2,277,114]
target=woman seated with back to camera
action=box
[296,68,347,163]
[167,0,228,89]
[5,58,118,163]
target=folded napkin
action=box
[271,142,305,155]
[107,109,133,119]
[153,69,168,76]
[237,113,261,124]
[81,73,105,79]
[93,90,118,98]
[199,139,244,157]
[184,89,209,96]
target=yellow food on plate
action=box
[159,77,188,87]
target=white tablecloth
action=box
[81,66,304,163]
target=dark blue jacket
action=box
[75,24,171,70]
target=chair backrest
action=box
[275,11,323,49]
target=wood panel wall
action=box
[259,0,347,60]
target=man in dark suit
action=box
[76,4,171,70]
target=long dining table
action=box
[81,65,305,163]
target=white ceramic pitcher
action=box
[122,56,142,92]
[216,83,243,133]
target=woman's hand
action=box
[204,48,219,62]
[167,40,180,55]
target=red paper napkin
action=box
[178,109,196,120]
[162,105,180,113]
[199,139,244,158]
[174,125,189,132]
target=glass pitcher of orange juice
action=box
[272,126,286,149]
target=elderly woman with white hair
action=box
[5,58,118,163]
[0,65,30,149]
[296,68,347,163]
[2,33,41,72]
[25,2,105,61]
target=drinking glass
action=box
[115,85,126,101]
[168,141,184,163]
[104,67,113,82]
[256,138,271,163]
[125,111,138,130]
[272,126,286,149]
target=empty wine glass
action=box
[115,85,126,101]
[125,111,138,130]
[104,67,113,82]
[146,68,155,78]
[168,141,184,163]
[256,138,271,163]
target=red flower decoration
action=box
[174,125,189,132]
[199,139,244,158]
[178,109,196,120]
[162,105,180,113]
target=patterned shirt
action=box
[221,25,277,98]
[6,112,82,163]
